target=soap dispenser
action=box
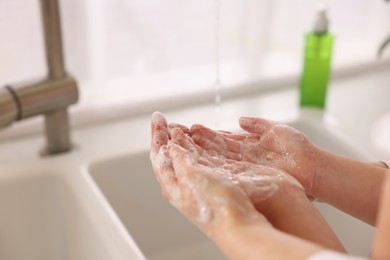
[299,6,334,108]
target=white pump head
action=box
[313,5,329,33]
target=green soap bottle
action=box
[300,7,334,108]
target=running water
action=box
[214,0,221,128]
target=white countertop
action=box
[1,60,390,162]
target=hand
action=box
[167,126,344,252]
[191,117,320,194]
[150,113,344,252]
[172,125,304,205]
[150,112,267,236]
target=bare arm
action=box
[214,217,324,260]
[372,171,390,259]
[311,149,388,225]
[257,181,345,252]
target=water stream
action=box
[214,0,221,129]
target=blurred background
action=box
[0,0,389,110]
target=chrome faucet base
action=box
[45,109,72,154]
[0,87,18,127]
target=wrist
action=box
[256,185,308,221]
[214,215,323,260]
[210,205,271,240]
[306,146,330,197]
[212,210,273,257]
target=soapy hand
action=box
[150,112,267,235]
[169,126,304,210]
[150,113,351,254]
[191,117,319,194]
[150,112,308,236]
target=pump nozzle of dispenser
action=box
[313,6,329,34]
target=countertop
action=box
[1,60,389,162]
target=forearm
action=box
[372,175,390,259]
[257,187,345,252]
[213,217,324,260]
[312,148,388,225]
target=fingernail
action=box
[190,124,203,132]
[152,111,166,123]
[152,111,162,118]
[239,116,254,123]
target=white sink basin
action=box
[88,113,375,258]
[0,173,67,260]
[0,167,142,260]
[89,152,225,260]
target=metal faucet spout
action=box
[0,88,18,128]
[40,0,66,80]
[0,0,79,154]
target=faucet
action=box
[378,35,390,58]
[0,0,79,154]
[378,0,390,58]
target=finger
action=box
[218,131,247,141]
[150,112,173,198]
[199,152,226,168]
[170,127,200,158]
[150,144,177,200]
[218,130,233,134]
[191,124,225,153]
[170,127,229,168]
[169,123,191,135]
[191,124,242,159]
[192,135,241,161]
[169,144,197,181]
[239,117,278,135]
[151,111,170,157]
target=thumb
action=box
[239,117,276,135]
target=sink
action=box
[89,152,225,260]
[0,167,141,260]
[88,112,374,258]
[0,173,67,260]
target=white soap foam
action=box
[234,172,279,202]
[156,146,171,171]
